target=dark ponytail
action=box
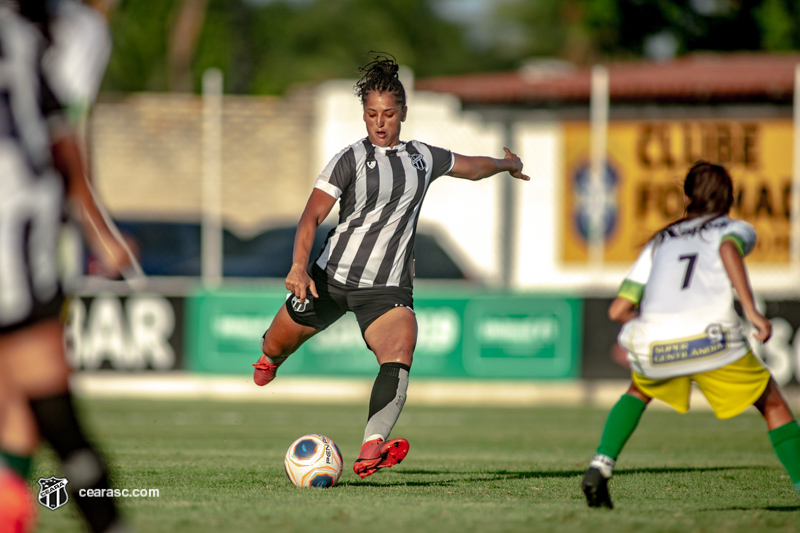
[354,52,406,108]
[683,161,734,218]
[650,161,734,245]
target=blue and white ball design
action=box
[284,434,344,487]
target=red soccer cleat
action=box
[353,438,409,479]
[252,354,281,386]
[0,470,36,533]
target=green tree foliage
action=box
[493,0,800,64]
[103,0,180,92]
[101,0,800,96]
[103,0,503,95]
[755,0,797,51]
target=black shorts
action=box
[285,264,414,339]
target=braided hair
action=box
[354,53,406,108]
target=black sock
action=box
[363,362,410,443]
[29,392,122,533]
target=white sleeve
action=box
[721,220,756,257]
[625,240,655,285]
[42,2,111,111]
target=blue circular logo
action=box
[572,161,619,242]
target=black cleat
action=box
[582,467,613,509]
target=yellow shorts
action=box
[632,352,771,419]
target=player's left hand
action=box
[503,147,530,181]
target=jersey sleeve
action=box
[40,70,65,117]
[720,219,756,257]
[314,146,356,200]
[617,240,655,305]
[40,68,72,142]
[422,142,454,180]
[41,2,112,123]
[24,21,70,143]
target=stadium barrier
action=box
[65,289,800,409]
[185,287,582,380]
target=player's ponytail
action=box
[649,161,735,247]
[683,161,734,218]
[354,52,406,108]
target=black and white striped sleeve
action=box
[314,146,356,200]
[421,142,454,180]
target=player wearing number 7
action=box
[582,161,800,508]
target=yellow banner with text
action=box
[562,119,793,264]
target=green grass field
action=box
[31,396,800,533]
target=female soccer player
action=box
[582,161,800,508]
[0,4,131,532]
[253,53,530,478]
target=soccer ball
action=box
[284,434,344,487]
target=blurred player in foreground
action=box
[253,53,530,478]
[0,3,131,532]
[582,161,800,508]
[0,456,36,532]
[42,0,114,136]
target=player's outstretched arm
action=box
[51,132,130,278]
[447,147,530,182]
[286,188,336,301]
[720,240,771,342]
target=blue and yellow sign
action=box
[563,119,793,263]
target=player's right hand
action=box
[285,264,318,301]
[87,226,133,279]
[749,312,772,343]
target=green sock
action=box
[1,450,33,480]
[596,394,647,460]
[769,420,800,494]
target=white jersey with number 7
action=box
[617,215,757,379]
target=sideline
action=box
[70,372,800,411]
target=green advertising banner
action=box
[185,288,582,380]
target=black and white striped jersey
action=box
[313,138,454,289]
[0,8,68,330]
